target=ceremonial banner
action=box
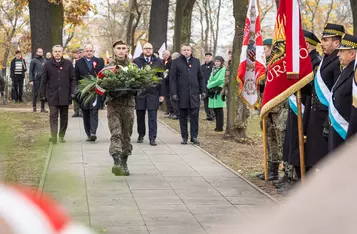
[260,0,313,118]
[237,0,266,108]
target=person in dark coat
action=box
[327,34,357,151]
[75,44,105,142]
[283,30,321,178]
[134,43,165,146]
[162,50,175,118]
[29,48,47,113]
[170,44,206,145]
[200,52,215,121]
[10,50,27,102]
[40,45,77,144]
[305,23,345,168]
[347,72,357,138]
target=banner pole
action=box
[296,90,306,183]
[262,116,268,181]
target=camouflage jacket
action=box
[106,57,135,107]
[221,60,232,96]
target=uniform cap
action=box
[338,33,357,50]
[322,23,345,38]
[263,38,273,46]
[303,30,320,46]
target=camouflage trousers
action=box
[107,101,135,156]
[266,106,297,180]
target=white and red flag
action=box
[237,0,266,108]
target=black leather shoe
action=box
[49,137,57,144]
[181,138,188,145]
[150,139,157,146]
[191,138,200,146]
[86,136,92,141]
[72,113,80,118]
[41,109,48,113]
[59,137,66,143]
[137,135,144,143]
[90,134,97,141]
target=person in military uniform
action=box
[305,23,345,168]
[256,38,293,184]
[221,50,232,103]
[282,30,321,184]
[106,40,135,176]
[347,69,357,138]
[327,34,357,151]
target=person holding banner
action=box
[305,23,345,168]
[282,30,321,183]
[327,34,357,151]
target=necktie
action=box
[146,58,150,63]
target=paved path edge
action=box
[158,119,279,203]
[36,142,54,199]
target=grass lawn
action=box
[0,110,49,188]
[159,110,283,199]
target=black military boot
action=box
[112,153,124,176]
[268,163,279,181]
[120,154,130,176]
[272,173,289,187]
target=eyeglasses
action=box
[143,48,153,50]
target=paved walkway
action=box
[43,111,275,234]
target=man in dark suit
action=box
[40,45,77,144]
[170,44,206,145]
[305,23,345,168]
[133,43,164,146]
[75,44,105,141]
[327,34,357,151]
[10,50,27,102]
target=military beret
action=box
[263,38,273,46]
[205,52,213,56]
[112,40,127,48]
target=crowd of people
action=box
[23,39,230,176]
[6,22,357,181]
[256,23,357,194]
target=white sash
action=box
[288,94,305,116]
[314,58,330,107]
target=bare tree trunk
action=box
[148,0,169,51]
[29,0,63,55]
[173,0,196,52]
[126,0,137,47]
[130,8,142,50]
[213,0,222,55]
[351,0,357,34]
[197,2,205,59]
[203,0,209,52]
[225,0,249,140]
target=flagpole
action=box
[296,90,306,183]
[262,116,268,181]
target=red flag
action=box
[260,0,313,118]
[237,0,266,108]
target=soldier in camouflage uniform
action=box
[256,38,296,184]
[106,40,135,176]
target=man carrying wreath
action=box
[106,40,135,176]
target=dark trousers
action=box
[13,75,24,102]
[136,109,158,140]
[294,166,311,179]
[32,79,45,109]
[82,109,99,137]
[165,94,173,114]
[179,108,199,140]
[204,98,214,119]
[213,108,224,131]
[49,105,69,138]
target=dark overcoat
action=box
[283,49,321,166]
[328,60,354,151]
[75,57,105,109]
[133,55,164,110]
[170,55,206,109]
[305,49,341,167]
[40,58,76,106]
[164,57,172,95]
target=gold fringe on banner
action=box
[260,72,314,119]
